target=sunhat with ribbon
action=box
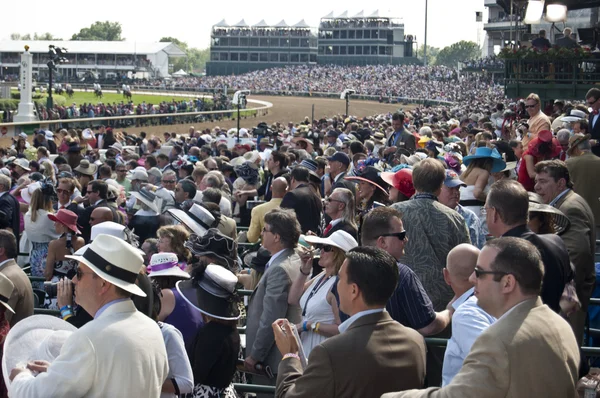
[2,315,76,386]
[381,168,415,198]
[463,147,506,173]
[167,205,214,237]
[344,165,389,195]
[130,188,162,214]
[567,133,591,156]
[303,230,358,253]
[176,264,241,321]
[66,234,146,297]
[147,252,190,279]
[48,209,81,234]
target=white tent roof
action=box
[232,19,249,27]
[368,10,380,18]
[172,69,188,77]
[322,11,334,19]
[214,19,229,27]
[253,19,270,27]
[0,40,186,56]
[293,19,311,28]
[337,11,348,18]
[352,10,364,18]
[274,19,289,27]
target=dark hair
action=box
[349,141,365,155]
[412,158,445,193]
[0,230,17,259]
[145,155,157,168]
[202,187,222,205]
[344,247,399,306]
[99,165,112,178]
[157,154,169,162]
[392,112,405,122]
[270,150,288,169]
[534,160,573,189]
[178,179,197,200]
[290,166,309,183]
[586,87,600,101]
[53,156,67,166]
[264,208,301,249]
[89,180,108,199]
[486,237,544,295]
[576,119,589,133]
[201,145,211,154]
[487,179,529,226]
[361,207,402,247]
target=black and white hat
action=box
[176,264,240,321]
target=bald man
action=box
[90,207,114,227]
[246,177,287,243]
[441,244,496,386]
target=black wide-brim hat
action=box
[344,166,389,196]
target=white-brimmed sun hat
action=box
[303,230,358,253]
[167,204,214,236]
[13,158,30,172]
[130,188,161,214]
[2,315,76,386]
[21,182,41,204]
[147,253,190,279]
[66,234,146,297]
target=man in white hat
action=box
[9,234,168,397]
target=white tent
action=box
[337,11,348,18]
[293,19,311,28]
[275,19,289,27]
[232,19,249,27]
[214,19,229,27]
[352,10,365,18]
[172,69,188,77]
[368,10,380,18]
[322,11,334,19]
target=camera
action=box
[43,281,74,298]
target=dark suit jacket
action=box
[53,201,84,218]
[276,311,426,398]
[331,172,356,196]
[95,134,116,150]
[79,199,111,243]
[387,129,417,153]
[502,225,571,313]
[0,191,21,241]
[0,259,34,327]
[556,36,580,49]
[281,184,323,234]
[325,220,358,241]
[589,113,600,157]
[128,215,161,244]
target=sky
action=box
[1,0,487,50]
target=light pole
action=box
[232,90,250,142]
[46,45,68,112]
[424,0,429,66]
[340,89,355,116]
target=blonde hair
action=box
[526,93,540,104]
[29,188,54,222]
[41,161,55,182]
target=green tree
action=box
[417,44,440,65]
[435,40,480,67]
[71,21,124,41]
[160,37,210,73]
[10,32,61,40]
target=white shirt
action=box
[441,288,496,386]
[593,113,599,128]
[265,249,287,271]
[159,322,193,398]
[338,308,385,333]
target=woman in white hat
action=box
[178,264,241,398]
[147,253,190,290]
[0,272,15,397]
[288,230,358,356]
[24,183,60,286]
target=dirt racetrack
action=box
[96,95,411,136]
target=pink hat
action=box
[48,209,80,234]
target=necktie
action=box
[323,223,333,236]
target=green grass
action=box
[12,89,205,106]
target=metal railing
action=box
[504,58,600,85]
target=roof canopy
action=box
[293,19,311,28]
[352,10,364,18]
[274,19,289,27]
[368,10,380,18]
[337,11,348,18]
[232,19,249,27]
[0,40,185,56]
[253,19,270,27]
[214,19,229,27]
[322,11,334,19]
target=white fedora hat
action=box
[147,253,190,279]
[21,182,41,204]
[66,234,146,297]
[2,315,76,386]
[13,158,30,172]
[167,204,214,236]
[130,188,161,214]
[0,273,14,314]
[304,230,358,253]
[74,222,145,256]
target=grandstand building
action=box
[317,10,416,66]
[0,40,185,81]
[207,11,418,76]
[206,19,318,76]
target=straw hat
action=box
[74,160,98,176]
[567,133,591,156]
[147,253,190,279]
[176,264,241,321]
[130,188,161,214]
[13,158,30,172]
[2,315,76,386]
[66,234,146,297]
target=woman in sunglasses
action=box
[288,230,358,357]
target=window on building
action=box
[371,46,378,54]
[318,46,325,55]
[212,38,220,46]
[280,53,289,62]
[300,54,308,62]
[309,54,317,63]
[356,30,363,39]
[211,52,219,61]
[230,38,239,46]
[356,46,362,55]
[301,39,310,47]
[340,46,347,55]
[250,38,259,47]
[363,46,370,55]
[379,46,387,55]
[348,46,355,55]
[270,53,279,62]
[270,39,279,47]
[349,30,355,39]
[260,38,269,47]
[364,30,371,39]
[372,30,378,39]
[220,53,229,61]
[291,54,300,63]
[333,31,340,39]
[240,38,249,46]
[250,53,258,62]
[240,53,248,61]
[281,39,290,47]
[341,30,347,39]
[230,53,239,61]
[326,46,333,55]
[291,39,300,47]
[332,46,339,55]
[259,53,268,62]
[221,38,229,46]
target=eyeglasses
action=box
[56,188,70,195]
[474,266,508,279]
[379,231,407,241]
[481,206,493,216]
[325,197,344,204]
[319,245,334,252]
[588,97,599,106]
[76,267,95,280]
[162,180,176,184]
[116,169,127,173]
[262,227,273,234]
[524,104,537,109]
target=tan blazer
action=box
[382,298,580,398]
[0,259,33,326]
[567,152,600,227]
[277,311,426,398]
[555,190,596,310]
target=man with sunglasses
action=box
[522,93,551,149]
[385,237,579,398]
[585,88,600,157]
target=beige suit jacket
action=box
[247,198,283,243]
[556,190,596,309]
[0,259,33,327]
[382,298,579,398]
[567,152,600,227]
[277,311,426,398]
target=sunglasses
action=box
[379,231,407,241]
[524,104,537,109]
[75,267,95,280]
[324,197,344,204]
[474,266,508,279]
[319,245,334,253]
[162,180,176,184]
[56,188,70,195]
